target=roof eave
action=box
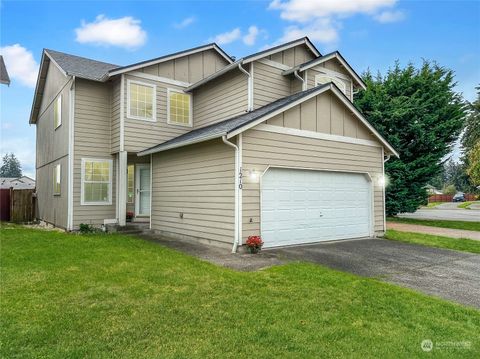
[243,37,321,64]
[138,132,226,156]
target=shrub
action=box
[79,223,97,234]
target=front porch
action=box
[117,152,151,227]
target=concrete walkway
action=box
[387,222,480,241]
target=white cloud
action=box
[174,16,196,29]
[75,15,147,49]
[374,10,405,23]
[0,44,38,87]
[269,0,397,22]
[0,137,36,178]
[210,28,242,45]
[243,26,260,46]
[268,0,404,45]
[278,18,339,44]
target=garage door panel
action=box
[261,168,371,248]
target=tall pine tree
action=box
[354,61,466,215]
[0,153,22,177]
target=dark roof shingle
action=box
[0,56,10,85]
[45,49,119,81]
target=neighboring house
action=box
[0,176,35,189]
[30,37,398,251]
[424,184,443,195]
[0,56,10,86]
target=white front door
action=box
[135,164,151,216]
[261,168,372,248]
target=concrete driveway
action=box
[272,238,480,308]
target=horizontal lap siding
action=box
[123,74,191,153]
[241,129,385,242]
[73,79,116,227]
[111,78,121,153]
[151,140,235,244]
[193,70,248,128]
[253,61,291,109]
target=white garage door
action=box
[261,168,372,248]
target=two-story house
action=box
[30,37,398,251]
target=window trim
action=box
[53,164,61,195]
[314,73,347,94]
[80,158,113,206]
[167,88,193,128]
[126,79,157,122]
[54,95,62,129]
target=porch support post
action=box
[118,150,127,226]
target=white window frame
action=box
[126,79,156,122]
[80,158,113,206]
[127,164,134,204]
[167,88,193,127]
[54,95,62,129]
[315,73,347,94]
[53,164,61,195]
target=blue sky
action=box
[1,0,479,177]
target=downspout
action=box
[222,135,240,253]
[294,70,305,91]
[67,76,76,231]
[238,62,253,111]
[384,154,391,163]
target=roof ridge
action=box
[44,48,120,67]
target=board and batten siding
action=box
[267,44,316,67]
[35,60,71,228]
[265,91,376,141]
[241,129,385,242]
[73,79,116,227]
[193,69,248,128]
[140,49,230,84]
[122,74,192,153]
[306,60,353,100]
[253,61,291,109]
[151,139,235,245]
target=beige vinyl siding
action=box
[73,79,116,227]
[140,49,229,83]
[35,60,70,228]
[265,91,376,141]
[268,44,316,67]
[253,61,291,109]
[111,78,121,153]
[36,156,69,228]
[307,62,353,100]
[241,129,385,242]
[151,139,235,244]
[123,74,191,153]
[126,153,150,215]
[193,69,248,128]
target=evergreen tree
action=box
[354,61,466,215]
[462,86,480,189]
[0,153,22,177]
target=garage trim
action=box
[259,165,375,247]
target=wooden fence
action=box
[0,188,36,223]
[428,194,477,203]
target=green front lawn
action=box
[424,201,442,208]
[458,201,479,209]
[1,225,479,358]
[385,229,480,254]
[388,217,480,232]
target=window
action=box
[127,80,156,121]
[81,159,113,205]
[53,164,61,195]
[315,74,346,94]
[127,165,134,204]
[54,95,62,129]
[168,89,192,127]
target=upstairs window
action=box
[127,80,156,121]
[315,74,346,95]
[54,95,62,129]
[81,159,113,205]
[53,164,61,195]
[167,89,192,127]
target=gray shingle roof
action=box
[45,49,119,81]
[0,56,10,85]
[138,84,329,156]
